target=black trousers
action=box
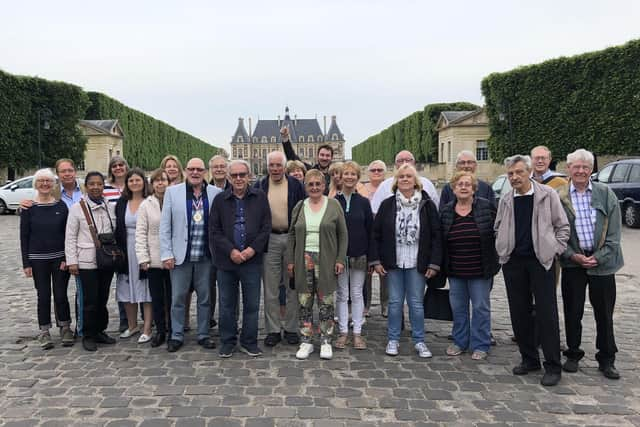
[148,268,172,334]
[210,265,217,320]
[79,268,113,338]
[32,258,71,329]
[503,256,561,373]
[561,267,618,365]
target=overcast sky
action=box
[2,1,638,157]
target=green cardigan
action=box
[558,180,624,275]
[286,197,348,295]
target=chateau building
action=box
[230,107,345,176]
[78,119,124,175]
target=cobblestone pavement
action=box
[1,213,639,427]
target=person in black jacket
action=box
[210,160,271,358]
[440,171,499,361]
[371,164,442,358]
[438,151,496,211]
[280,125,333,194]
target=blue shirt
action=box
[570,181,595,251]
[233,196,247,250]
[60,184,83,208]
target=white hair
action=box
[266,151,286,166]
[368,160,387,172]
[504,154,532,170]
[34,168,56,182]
[566,149,594,168]
[208,154,227,166]
[228,159,251,174]
[456,150,477,163]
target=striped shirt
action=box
[447,212,483,278]
[103,185,122,204]
[20,200,68,267]
[570,182,595,251]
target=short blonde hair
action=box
[342,161,361,180]
[304,169,325,185]
[328,162,344,177]
[391,164,422,193]
[450,171,477,192]
[286,160,306,175]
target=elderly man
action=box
[254,151,306,347]
[495,155,569,387]
[530,145,567,188]
[439,150,496,210]
[280,126,333,193]
[160,158,221,352]
[370,150,439,214]
[558,149,623,380]
[211,160,271,358]
[209,155,231,191]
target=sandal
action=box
[334,334,349,349]
[471,350,488,360]
[353,334,367,350]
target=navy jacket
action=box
[209,187,271,271]
[253,175,306,226]
[335,192,374,258]
[439,179,496,211]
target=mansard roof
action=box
[78,119,124,137]
[232,118,250,142]
[326,115,344,140]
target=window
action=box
[308,135,314,142]
[253,137,258,143]
[628,165,640,183]
[318,135,323,142]
[253,149,258,158]
[238,136,244,143]
[597,164,614,183]
[447,141,452,163]
[476,140,488,161]
[261,136,267,143]
[332,134,338,141]
[16,178,33,189]
[233,148,237,158]
[611,163,630,183]
[440,143,445,162]
[271,136,276,143]
[77,160,85,171]
[299,148,304,155]
[299,136,304,143]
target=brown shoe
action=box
[334,334,349,349]
[353,334,367,350]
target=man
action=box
[280,126,333,194]
[494,155,569,387]
[370,150,439,214]
[160,158,221,352]
[439,150,496,210]
[530,145,567,189]
[558,149,623,380]
[209,155,231,191]
[210,160,271,358]
[254,151,306,347]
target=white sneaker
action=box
[320,341,333,360]
[415,342,432,358]
[386,340,399,356]
[296,342,314,360]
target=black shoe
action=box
[119,321,128,333]
[600,364,621,380]
[219,343,235,358]
[264,332,282,347]
[541,371,561,386]
[284,331,300,345]
[490,333,497,346]
[82,337,97,352]
[210,318,217,329]
[150,333,166,348]
[511,335,517,343]
[562,359,579,373]
[167,339,183,353]
[512,362,542,375]
[198,337,216,349]
[94,331,116,344]
[239,344,263,357]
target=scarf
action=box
[395,190,422,246]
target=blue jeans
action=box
[217,263,261,348]
[170,260,212,341]
[448,277,492,352]
[387,268,425,343]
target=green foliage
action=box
[481,39,640,162]
[352,102,479,165]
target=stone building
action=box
[77,120,124,175]
[230,107,345,176]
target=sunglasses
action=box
[369,168,384,173]
[229,172,248,179]
[186,167,205,173]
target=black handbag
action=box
[80,200,127,272]
[423,287,453,321]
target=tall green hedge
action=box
[352,102,479,165]
[0,70,89,170]
[481,39,640,162]
[85,92,220,170]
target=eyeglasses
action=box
[456,160,477,166]
[368,168,384,173]
[306,182,323,187]
[57,168,75,174]
[229,172,248,179]
[186,167,205,173]
[396,158,414,164]
[455,181,473,188]
[36,179,54,184]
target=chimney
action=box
[248,117,252,138]
[294,114,297,126]
[323,115,327,135]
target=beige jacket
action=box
[494,179,570,271]
[135,195,163,268]
[65,199,116,269]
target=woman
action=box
[327,162,344,198]
[440,171,499,360]
[136,169,172,347]
[20,168,73,350]
[65,172,117,352]
[160,154,184,186]
[363,160,387,317]
[364,160,386,200]
[104,155,129,203]
[115,168,153,343]
[287,169,347,360]
[334,161,373,350]
[286,160,306,182]
[372,164,442,358]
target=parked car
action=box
[592,158,640,228]
[491,174,511,203]
[0,176,34,214]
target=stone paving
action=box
[1,213,639,426]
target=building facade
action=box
[230,107,345,176]
[78,120,124,175]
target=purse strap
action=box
[79,199,102,249]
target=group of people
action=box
[20,132,623,387]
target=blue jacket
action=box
[253,175,306,226]
[335,192,374,258]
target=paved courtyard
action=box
[0,213,639,427]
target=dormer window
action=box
[271,136,277,143]
[253,137,258,143]
[238,136,244,143]
[308,136,314,142]
[318,135,323,142]
[261,136,267,143]
[299,136,304,143]
[332,134,338,141]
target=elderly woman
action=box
[116,168,153,343]
[20,168,73,349]
[334,161,373,350]
[160,154,185,186]
[286,160,307,182]
[136,168,172,347]
[440,171,499,360]
[327,162,344,198]
[65,172,117,351]
[363,160,387,317]
[287,169,348,360]
[364,160,386,200]
[372,164,442,358]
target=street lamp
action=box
[37,107,52,169]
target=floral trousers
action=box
[298,251,335,342]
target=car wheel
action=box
[0,199,7,215]
[624,203,640,228]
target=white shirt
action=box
[370,176,439,214]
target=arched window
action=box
[238,136,244,143]
[332,134,338,141]
[261,136,267,143]
[253,137,258,143]
[308,135,314,142]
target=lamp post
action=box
[37,107,52,169]
[497,100,513,146]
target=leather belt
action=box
[271,229,288,235]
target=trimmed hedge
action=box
[481,39,640,162]
[352,102,479,165]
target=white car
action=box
[0,176,35,214]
